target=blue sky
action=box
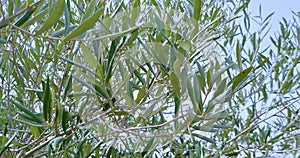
[249,0,300,35]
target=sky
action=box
[248,0,300,36]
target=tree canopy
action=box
[0,0,299,157]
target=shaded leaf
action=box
[43,76,52,122]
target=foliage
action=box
[0,0,299,157]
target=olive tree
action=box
[0,0,299,157]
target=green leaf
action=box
[62,72,73,101]
[35,0,65,35]
[193,0,202,21]
[52,136,66,148]
[187,80,198,114]
[0,38,7,44]
[29,126,40,138]
[192,133,215,143]
[59,56,95,74]
[61,109,69,132]
[13,118,44,127]
[169,71,180,97]
[136,85,146,104]
[10,99,42,123]
[236,40,242,70]
[23,8,48,28]
[14,6,36,27]
[143,138,154,153]
[232,66,253,91]
[0,133,16,155]
[204,111,229,120]
[43,76,52,122]
[81,43,97,68]
[225,152,239,156]
[213,79,227,98]
[87,142,102,157]
[65,7,104,40]
[174,93,180,116]
[94,84,108,99]
[50,25,77,37]
[16,111,43,124]
[192,125,217,132]
[212,124,232,129]
[211,64,232,89]
[82,0,98,21]
[143,104,155,118]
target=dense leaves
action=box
[0,0,299,157]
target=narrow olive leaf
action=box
[187,80,198,113]
[225,152,239,157]
[82,0,98,21]
[7,0,13,16]
[192,133,215,143]
[110,2,124,19]
[0,133,16,155]
[193,0,201,21]
[263,12,275,24]
[206,70,212,88]
[169,71,181,97]
[213,79,227,98]
[87,142,102,158]
[192,125,217,132]
[12,118,44,127]
[280,81,292,93]
[106,40,117,83]
[16,111,43,124]
[174,93,180,116]
[0,38,7,44]
[43,76,52,122]
[143,138,155,153]
[59,56,94,74]
[204,111,229,120]
[64,2,71,33]
[232,66,253,91]
[23,9,48,28]
[211,7,220,21]
[234,1,249,15]
[29,126,40,139]
[51,25,77,37]
[196,62,206,82]
[35,0,65,35]
[81,43,97,68]
[62,73,72,101]
[143,104,155,118]
[211,64,233,89]
[124,29,139,47]
[65,8,104,40]
[14,6,36,27]
[10,99,42,123]
[264,127,271,143]
[94,84,108,99]
[133,70,146,85]
[212,124,232,128]
[236,40,242,70]
[52,136,66,148]
[136,85,146,104]
[61,109,69,132]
